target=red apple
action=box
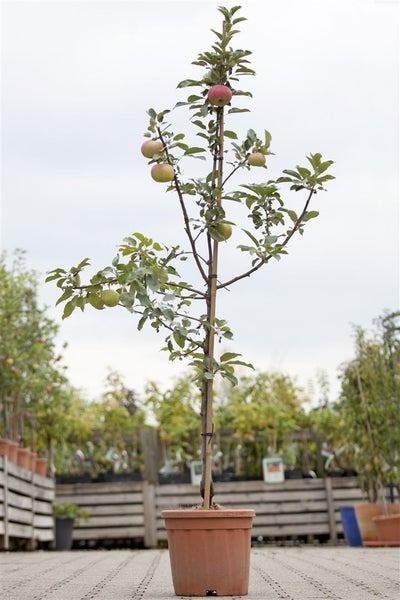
[248,152,266,167]
[207,85,232,107]
[151,163,175,182]
[141,139,163,158]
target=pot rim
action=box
[162,508,255,518]
[372,514,400,522]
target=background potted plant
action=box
[48,5,334,595]
[338,311,400,544]
[53,502,89,551]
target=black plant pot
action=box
[284,468,304,479]
[55,517,75,551]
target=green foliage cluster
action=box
[53,502,89,522]
[337,312,400,504]
[46,5,334,389]
[0,251,71,455]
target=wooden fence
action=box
[55,476,374,548]
[0,455,55,550]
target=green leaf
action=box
[173,331,186,348]
[227,107,250,114]
[282,169,302,180]
[224,130,238,139]
[62,300,76,320]
[302,210,320,221]
[220,352,242,362]
[297,166,311,178]
[56,288,73,306]
[242,229,259,245]
[184,147,206,155]
[177,79,200,88]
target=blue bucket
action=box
[340,505,362,546]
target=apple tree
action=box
[47,5,334,508]
[0,251,71,451]
[337,311,400,506]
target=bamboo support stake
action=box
[202,105,225,510]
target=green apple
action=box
[207,84,232,107]
[101,289,120,307]
[248,152,266,167]
[141,139,163,158]
[209,222,232,241]
[151,163,175,182]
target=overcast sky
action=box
[1,0,399,404]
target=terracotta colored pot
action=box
[388,503,400,515]
[28,452,37,471]
[35,457,48,477]
[0,438,10,457]
[8,441,18,462]
[162,509,254,597]
[354,503,383,542]
[17,447,31,469]
[373,514,400,543]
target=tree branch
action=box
[217,186,315,290]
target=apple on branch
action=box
[141,139,164,158]
[247,152,266,167]
[207,84,232,107]
[101,290,120,307]
[209,222,233,242]
[151,163,175,183]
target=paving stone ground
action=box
[1,546,399,599]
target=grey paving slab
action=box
[0,547,399,599]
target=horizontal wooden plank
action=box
[6,460,35,481]
[33,486,55,502]
[7,489,33,510]
[73,526,145,540]
[33,473,55,489]
[252,523,331,537]
[7,506,34,525]
[6,522,33,539]
[254,513,329,526]
[33,514,54,528]
[34,499,53,515]
[75,515,144,528]
[34,529,54,542]
[87,505,144,517]
[56,492,143,505]
[156,490,328,505]
[5,475,33,497]
[56,482,143,495]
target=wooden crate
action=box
[55,477,397,548]
[56,479,148,545]
[0,455,54,550]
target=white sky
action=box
[1,0,399,404]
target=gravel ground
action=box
[1,546,399,599]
